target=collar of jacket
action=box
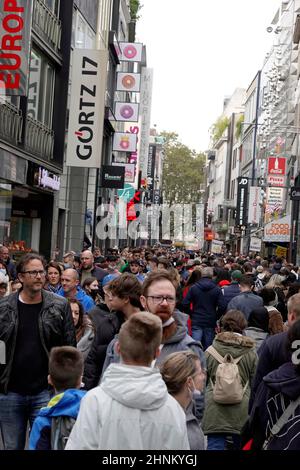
[216,331,255,348]
[7,289,58,310]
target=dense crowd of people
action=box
[1,244,300,450]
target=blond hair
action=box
[118,311,162,365]
[160,351,200,395]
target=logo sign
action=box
[101,165,125,189]
[290,187,300,201]
[236,177,249,226]
[264,215,291,242]
[146,143,156,195]
[250,237,262,252]
[268,157,286,176]
[267,175,285,187]
[35,167,60,191]
[248,186,260,224]
[112,163,135,183]
[117,183,135,202]
[211,239,223,254]
[116,72,141,92]
[115,102,139,122]
[119,42,143,62]
[153,189,161,205]
[0,0,33,96]
[113,132,137,153]
[66,49,108,167]
[138,68,154,178]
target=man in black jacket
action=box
[0,253,76,450]
[249,293,300,412]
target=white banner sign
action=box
[248,186,260,224]
[115,102,139,122]
[264,215,291,242]
[113,132,137,152]
[250,236,262,252]
[112,163,136,183]
[211,239,223,254]
[119,42,143,62]
[116,72,141,92]
[138,68,154,178]
[66,49,108,168]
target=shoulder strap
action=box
[263,395,300,449]
[206,346,224,364]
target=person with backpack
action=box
[29,347,86,450]
[202,310,258,450]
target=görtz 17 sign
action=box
[0,0,33,96]
[66,49,108,168]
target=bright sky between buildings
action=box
[136,0,281,152]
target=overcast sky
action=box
[135,0,281,153]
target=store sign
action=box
[115,102,139,122]
[101,165,125,189]
[113,132,137,152]
[268,157,286,176]
[36,167,60,191]
[248,186,260,224]
[116,72,141,92]
[119,42,143,62]
[138,68,154,178]
[264,215,291,242]
[211,239,223,254]
[290,187,300,201]
[249,236,262,252]
[236,177,249,226]
[117,183,135,202]
[27,52,41,120]
[112,163,135,183]
[0,0,33,96]
[267,175,285,187]
[266,187,283,211]
[66,49,108,167]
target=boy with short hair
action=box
[66,312,190,450]
[29,346,86,450]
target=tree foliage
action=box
[130,0,143,20]
[235,114,244,140]
[161,132,206,206]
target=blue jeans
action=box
[207,433,241,451]
[0,390,50,450]
[192,327,215,350]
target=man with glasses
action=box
[0,253,76,449]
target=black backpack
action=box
[50,416,76,450]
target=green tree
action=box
[161,132,206,206]
[211,116,229,144]
[130,0,143,20]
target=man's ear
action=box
[140,295,147,309]
[154,346,161,359]
[48,374,53,387]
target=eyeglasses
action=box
[21,270,46,278]
[146,295,176,305]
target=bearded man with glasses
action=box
[0,253,76,450]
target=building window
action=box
[43,0,60,16]
[27,48,55,127]
[72,9,96,49]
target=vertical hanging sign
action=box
[236,177,249,226]
[138,68,154,180]
[0,0,33,96]
[66,49,108,168]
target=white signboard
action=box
[113,132,137,152]
[264,215,291,242]
[138,68,154,178]
[211,239,223,254]
[116,72,141,92]
[66,49,108,167]
[112,163,135,183]
[248,186,260,224]
[250,236,262,252]
[119,42,143,62]
[115,102,139,122]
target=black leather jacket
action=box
[0,290,76,393]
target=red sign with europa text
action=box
[268,157,286,176]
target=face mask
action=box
[0,269,7,276]
[64,263,71,269]
[90,289,99,299]
[188,377,202,400]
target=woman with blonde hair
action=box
[265,274,287,321]
[160,350,206,450]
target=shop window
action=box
[27,48,55,127]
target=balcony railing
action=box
[32,0,61,52]
[0,99,23,145]
[25,117,54,161]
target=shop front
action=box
[0,149,60,260]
